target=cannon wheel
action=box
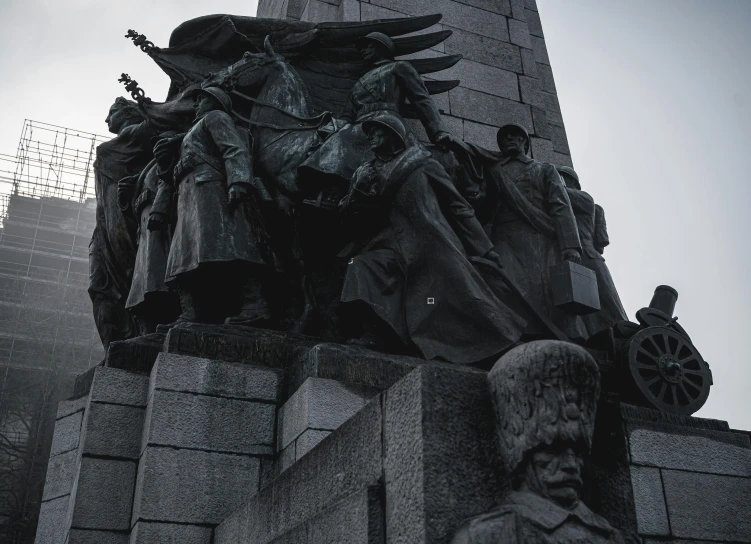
[627,326,711,415]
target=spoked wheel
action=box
[627,326,711,415]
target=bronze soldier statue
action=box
[300,31,454,186]
[558,166,627,336]
[89,97,153,352]
[462,124,587,340]
[452,341,627,543]
[152,86,271,325]
[338,113,525,363]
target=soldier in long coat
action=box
[465,124,587,340]
[153,86,271,324]
[558,166,627,335]
[89,98,153,351]
[339,113,525,364]
[300,32,452,185]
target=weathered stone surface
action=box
[552,152,573,168]
[50,411,83,456]
[449,86,533,129]
[288,342,421,396]
[525,0,538,10]
[82,403,144,459]
[296,429,331,460]
[520,47,538,77]
[144,390,274,455]
[36,496,68,544]
[89,367,150,406]
[383,365,504,544]
[132,447,259,525]
[662,470,751,542]
[165,323,316,369]
[280,443,296,473]
[508,18,532,49]
[72,457,136,530]
[531,35,550,65]
[405,115,462,144]
[370,0,509,41]
[530,136,554,163]
[530,106,550,139]
[524,7,543,37]
[68,529,129,544]
[630,428,751,477]
[509,0,526,21]
[42,450,78,501]
[464,120,500,150]
[105,333,166,375]
[629,466,669,536]
[130,521,213,544]
[550,122,570,154]
[519,74,545,108]
[439,59,519,100]
[56,396,87,420]
[300,0,340,22]
[214,399,383,543]
[536,62,556,93]
[307,487,383,544]
[444,28,521,73]
[278,377,380,450]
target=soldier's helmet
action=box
[193,86,233,115]
[557,166,581,190]
[355,32,396,57]
[488,340,601,476]
[362,113,408,151]
[497,123,531,153]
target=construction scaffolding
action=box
[0,120,106,543]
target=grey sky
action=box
[0,0,748,429]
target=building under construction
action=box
[0,121,105,543]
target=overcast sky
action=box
[0,0,748,429]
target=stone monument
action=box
[34,2,750,544]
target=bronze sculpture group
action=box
[89,15,627,365]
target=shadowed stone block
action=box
[89,367,150,406]
[450,86,533,129]
[439,60,519,100]
[36,496,68,544]
[662,470,751,542]
[629,466,669,536]
[537,62,556,93]
[629,428,751,477]
[552,152,573,168]
[519,75,545,108]
[301,0,340,21]
[72,457,136,530]
[130,521,213,544]
[278,377,380,451]
[520,47,538,77]
[56,396,87,420]
[464,120,500,150]
[524,7,543,37]
[508,18,532,49]
[150,353,283,402]
[280,442,296,472]
[444,28,521,72]
[68,529,129,544]
[42,450,78,501]
[143,390,274,455]
[82,403,144,459]
[530,136,554,163]
[531,35,550,64]
[296,429,332,460]
[50,411,83,456]
[132,447,260,525]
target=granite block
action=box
[444,28,521,72]
[72,457,136,530]
[42,449,78,501]
[449,86,532,129]
[105,333,166,375]
[537,62,556,93]
[50,410,83,456]
[524,7,543,37]
[520,47,538,77]
[90,368,150,406]
[405,115,462,145]
[629,428,751,477]
[301,0,340,22]
[278,377,380,450]
[519,74,545,108]
[370,0,509,41]
[463,120,501,150]
[132,447,259,525]
[552,152,573,168]
[150,354,284,402]
[509,0,526,21]
[508,18,532,49]
[629,466,669,536]
[662,470,751,542]
[296,429,331,460]
[531,35,550,65]
[35,495,69,544]
[525,0,537,11]
[530,136,554,163]
[530,106,550,139]
[438,59,519,100]
[68,530,129,544]
[56,396,87,420]
[280,442,296,472]
[306,487,384,544]
[144,390,275,455]
[130,521,213,544]
[550,122,570,154]
[82,403,144,459]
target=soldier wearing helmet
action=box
[337,113,525,363]
[151,85,272,325]
[452,341,627,543]
[300,31,454,185]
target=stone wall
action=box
[256,0,573,167]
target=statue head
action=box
[105,97,144,135]
[362,113,407,157]
[356,32,395,65]
[488,341,600,510]
[497,123,530,157]
[192,86,233,120]
[557,166,581,190]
